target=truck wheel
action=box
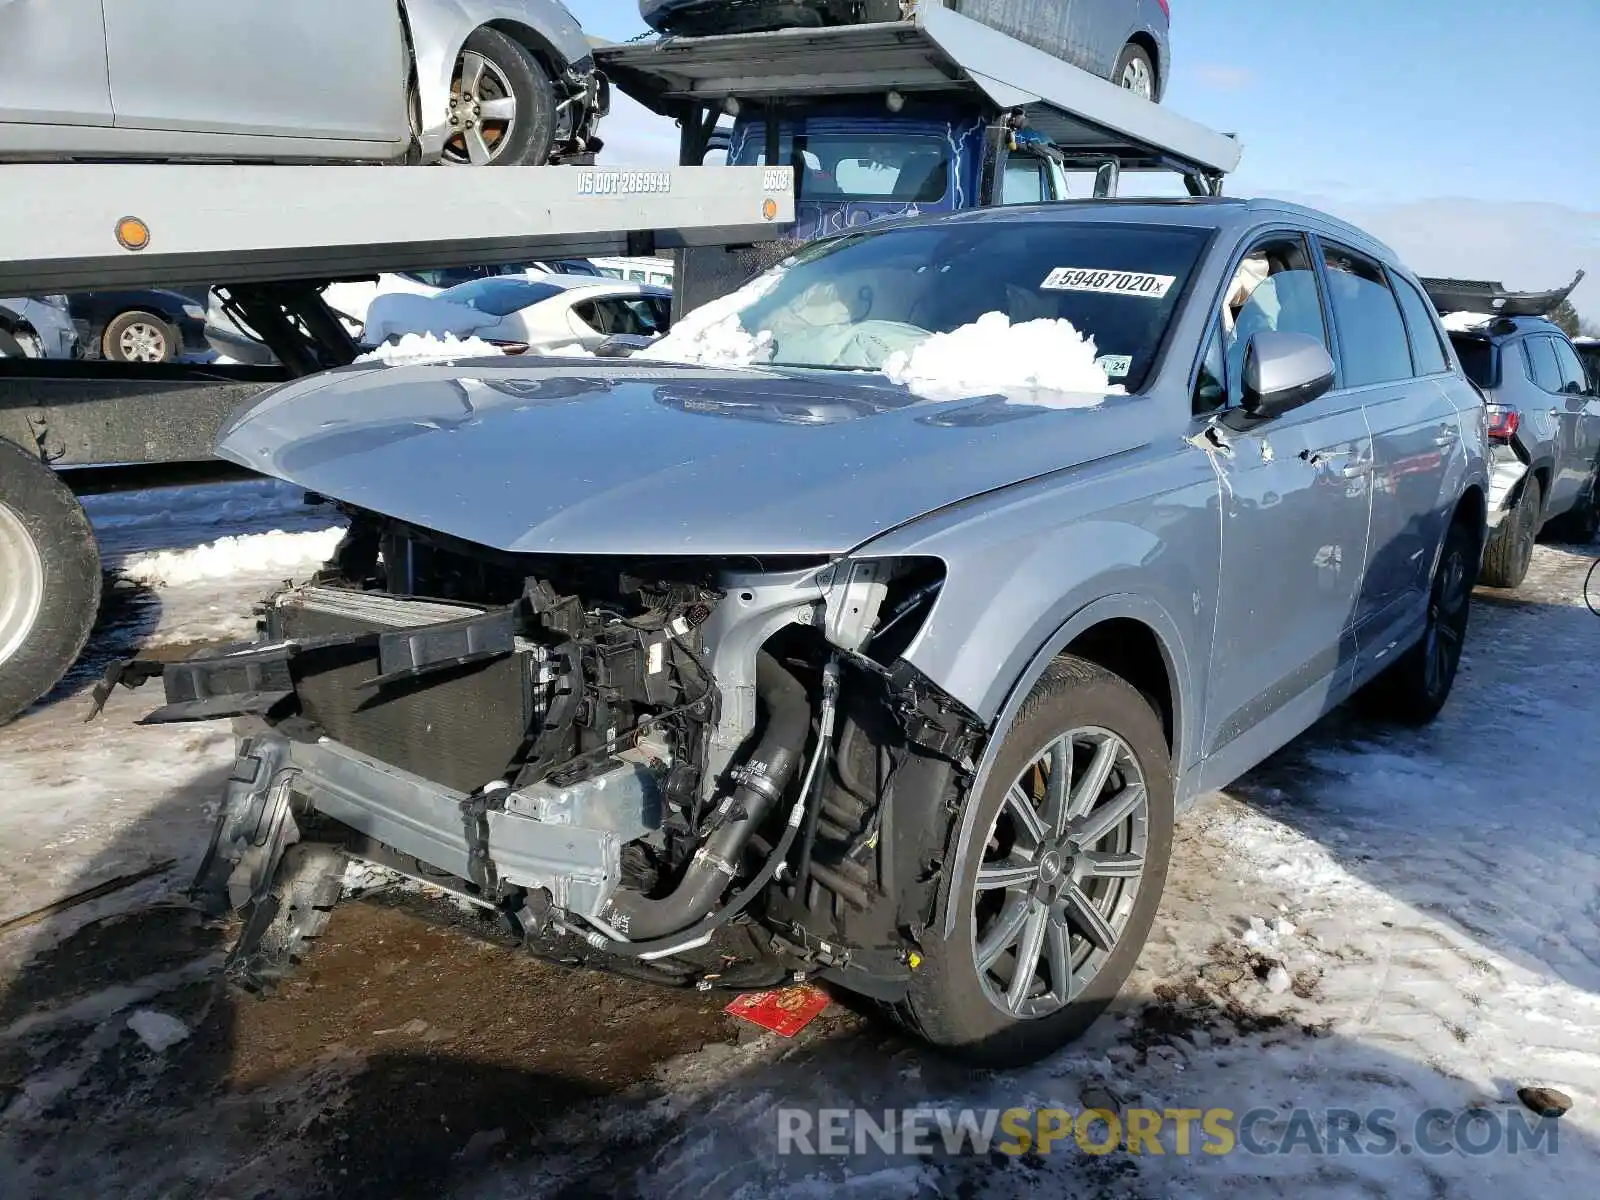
[0,440,101,724]
[103,309,174,363]
[1113,42,1158,101]
[1356,515,1476,727]
[442,28,556,167]
[228,841,348,990]
[1480,474,1541,588]
[899,656,1173,1067]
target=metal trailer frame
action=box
[0,162,794,469]
[596,0,1241,193]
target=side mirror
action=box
[1239,331,1335,421]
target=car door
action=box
[1321,245,1462,661]
[1522,335,1579,512]
[1198,232,1374,762]
[1551,335,1600,505]
[101,0,405,143]
[0,0,112,127]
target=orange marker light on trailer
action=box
[762,198,778,221]
[115,216,151,252]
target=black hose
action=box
[791,658,841,902]
[602,651,810,941]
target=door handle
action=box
[1432,429,1458,447]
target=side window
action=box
[1524,336,1563,393]
[1216,235,1329,408]
[1194,320,1227,414]
[1390,273,1449,375]
[1320,243,1414,386]
[1552,337,1589,395]
[1000,157,1048,205]
[570,299,610,335]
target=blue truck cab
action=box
[725,100,1070,242]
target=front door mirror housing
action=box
[1239,330,1336,421]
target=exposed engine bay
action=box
[104,505,980,996]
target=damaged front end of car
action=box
[100,511,982,997]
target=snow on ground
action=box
[2,478,1599,1199]
[353,332,507,365]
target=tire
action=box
[0,440,101,725]
[1112,41,1158,102]
[102,309,174,363]
[899,656,1174,1067]
[1356,516,1476,727]
[442,27,556,167]
[1540,471,1600,546]
[228,841,348,989]
[1480,473,1541,588]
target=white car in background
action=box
[0,295,79,359]
[363,275,672,353]
[589,256,676,287]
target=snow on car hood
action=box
[215,358,1138,557]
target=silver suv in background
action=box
[1446,315,1600,585]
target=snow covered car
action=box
[362,275,671,353]
[1441,310,1600,584]
[639,0,1171,103]
[112,198,1487,1065]
[0,0,607,167]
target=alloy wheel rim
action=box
[1121,58,1154,99]
[971,727,1149,1020]
[0,501,44,669]
[119,321,166,363]
[443,51,518,165]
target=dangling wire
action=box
[1584,556,1600,618]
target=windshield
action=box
[640,220,1211,394]
[735,132,951,204]
[436,278,570,317]
[1448,335,1498,389]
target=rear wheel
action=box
[1480,474,1541,588]
[0,440,101,724]
[900,657,1173,1066]
[1112,42,1157,101]
[1357,516,1476,726]
[442,28,556,167]
[103,310,173,363]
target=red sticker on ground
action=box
[724,985,831,1037]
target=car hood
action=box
[216,358,1142,556]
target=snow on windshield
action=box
[882,311,1121,407]
[632,269,785,368]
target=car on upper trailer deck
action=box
[107,196,1486,1066]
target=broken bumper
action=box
[1486,444,1529,529]
[198,721,635,921]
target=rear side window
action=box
[1552,337,1589,394]
[1390,274,1449,375]
[1321,243,1414,386]
[1523,336,1563,393]
[1449,336,1498,388]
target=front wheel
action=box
[900,656,1174,1066]
[442,28,556,167]
[0,440,101,724]
[1112,42,1158,102]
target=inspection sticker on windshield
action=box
[576,169,673,196]
[1040,267,1176,299]
[1096,354,1133,379]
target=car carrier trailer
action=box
[596,0,1242,313]
[0,161,793,723]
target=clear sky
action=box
[573,0,1600,315]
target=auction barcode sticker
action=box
[1040,267,1176,299]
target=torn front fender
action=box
[1486,444,1529,528]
